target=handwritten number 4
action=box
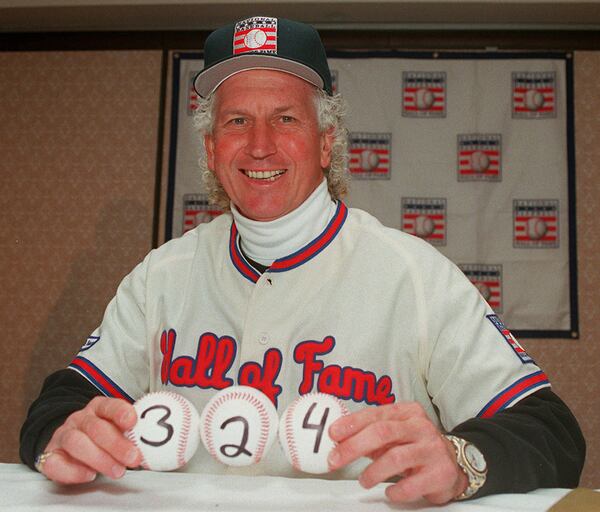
[302,403,330,453]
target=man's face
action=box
[205,70,333,222]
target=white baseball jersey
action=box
[69,203,550,477]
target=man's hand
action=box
[39,397,142,484]
[327,402,468,504]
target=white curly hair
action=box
[193,86,349,211]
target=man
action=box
[21,17,584,505]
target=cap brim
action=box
[194,54,324,97]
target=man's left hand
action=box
[327,401,468,505]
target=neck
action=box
[231,180,336,266]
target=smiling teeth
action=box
[245,170,286,180]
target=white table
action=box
[0,463,572,511]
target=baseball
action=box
[415,87,435,110]
[126,391,201,471]
[470,150,490,173]
[360,149,379,172]
[524,89,545,111]
[527,217,547,240]
[244,28,267,49]
[415,215,435,238]
[279,393,349,474]
[200,385,278,467]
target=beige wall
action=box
[0,49,599,488]
[0,50,161,461]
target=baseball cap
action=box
[193,16,333,97]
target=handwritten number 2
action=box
[140,405,174,447]
[302,403,330,453]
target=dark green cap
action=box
[194,16,332,97]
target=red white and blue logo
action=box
[460,264,503,313]
[233,17,277,55]
[513,199,559,248]
[402,198,447,246]
[402,71,447,118]
[183,194,223,233]
[512,72,556,119]
[487,314,533,364]
[348,132,392,179]
[457,134,502,182]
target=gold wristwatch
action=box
[444,434,488,500]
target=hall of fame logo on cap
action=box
[513,199,559,248]
[459,264,503,313]
[233,16,277,55]
[487,314,534,364]
[512,72,556,119]
[402,198,447,246]
[402,72,446,118]
[187,71,201,115]
[457,134,502,182]
[348,132,391,180]
[183,194,223,233]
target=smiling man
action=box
[21,16,584,505]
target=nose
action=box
[244,120,276,159]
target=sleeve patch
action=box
[79,336,100,352]
[486,314,534,364]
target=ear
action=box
[204,133,215,170]
[320,127,335,169]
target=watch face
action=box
[465,444,487,473]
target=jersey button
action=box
[258,332,269,345]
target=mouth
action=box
[241,169,287,181]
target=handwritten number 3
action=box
[140,405,174,447]
[302,403,330,453]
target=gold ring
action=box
[34,451,54,473]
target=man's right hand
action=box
[38,396,142,484]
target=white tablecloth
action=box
[0,463,570,511]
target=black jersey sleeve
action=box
[450,388,585,498]
[19,369,103,470]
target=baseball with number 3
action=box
[126,391,201,471]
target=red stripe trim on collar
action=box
[270,201,348,272]
[229,223,261,283]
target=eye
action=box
[228,117,246,126]
[281,115,295,123]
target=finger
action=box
[57,427,127,480]
[385,467,458,505]
[40,450,97,485]
[329,419,414,471]
[79,413,141,468]
[358,431,450,489]
[329,402,425,442]
[88,397,138,431]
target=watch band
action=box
[444,434,488,500]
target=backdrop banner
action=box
[165,50,578,338]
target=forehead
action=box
[214,69,317,109]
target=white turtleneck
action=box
[230,179,337,267]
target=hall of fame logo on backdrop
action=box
[330,69,339,94]
[183,194,223,233]
[402,198,447,246]
[457,134,502,182]
[402,72,446,118]
[233,17,277,55]
[348,132,392,179]
[513,199,559,248]
[459,264,503,313]
[187,71,201,115]
[512,72,556,119]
